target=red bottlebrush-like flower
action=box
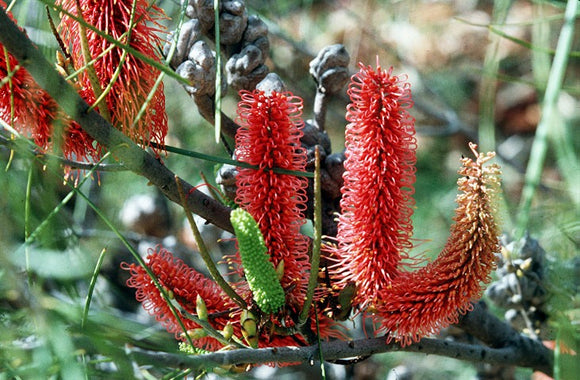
[328,63,417,307]
[56,0,167,153]
[123,246,240,351]
[123,245,341,353]
[235,89,310,308]
[375,143,501,346]
[0,2,99,161]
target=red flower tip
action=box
[56,0,168,155]
[234,89,310,308]
[375,143,501,345]
[328,63,417,307]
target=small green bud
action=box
[240,310,259,348]
[221,322,234,341]
[275,260,285,281]
[180,328,207,340]
[196,294,208,321]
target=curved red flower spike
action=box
[375,143,501,346]
[328,63,417,308]
[235,89,310,309]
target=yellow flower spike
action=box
[230,208,286,314]
[196,294,208,321]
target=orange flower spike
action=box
[330,63,417,307]
[56,0,168,153]
[235,89,310,308]
[376,143,502,346]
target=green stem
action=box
[82,247,107,329]
[24,164,33,282]
[478,0,512,153]
[299,147,322,325]
[74,0,111,122]
[175,176,248,309]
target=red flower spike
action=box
[0,2,100,162]
[123,246,240,352]
[56,0,168,154]
[235,89,310,308]
[328,63,417,308]
[123,245,341,355]
[375,143,501,346]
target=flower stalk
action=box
[299,146,323,326]
[175,175,247,309]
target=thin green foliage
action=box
[456,17,580,58]
[1,122,196,349]
[24,164,32,280]
[37,0,190,86]
[82,247,107,329]
[515,0,578,239]
[478,0,512,153]
[175,176,248,310]
[314,305,326,380]
[159,142,315,178]
[73,0,111,121]
[132,0,189,129]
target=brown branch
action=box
[125,302,552,376]
[193,93,239,140]
[126,327,553,376]
[0,7,234,233]
[457,301,554,375]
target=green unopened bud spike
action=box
[230,208,286,314]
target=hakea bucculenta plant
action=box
[123,246,317,351]
[124,62,500,355]
[124,86,345,355]
[1,1,168,162]
[123,246,241,352]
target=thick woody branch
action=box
[0,8,234,233]
[457,301,554,375]
[124,302,553,376]
[127,328,553,376]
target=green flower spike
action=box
[230,208,286,314]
